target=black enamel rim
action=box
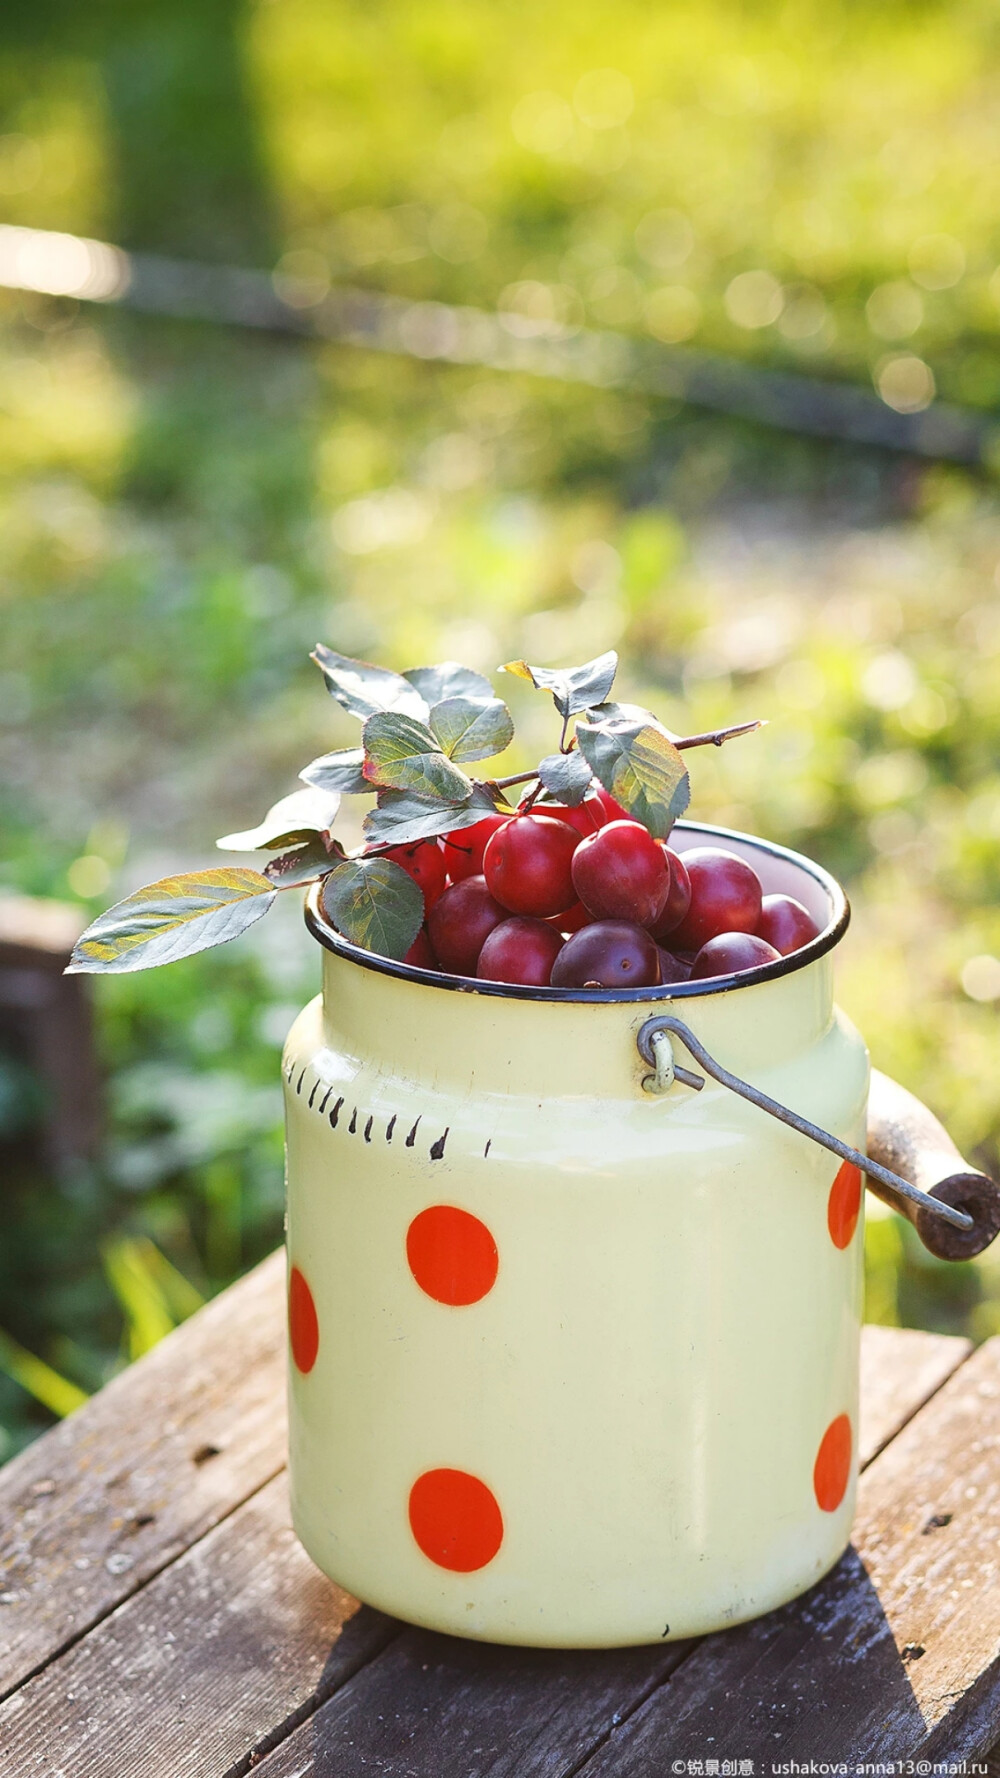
[304,820,851,1004]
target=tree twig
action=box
[673,719,765,751]
[485,719,764,806]
[493,769,540,791]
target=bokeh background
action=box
[4,0,1000,1461]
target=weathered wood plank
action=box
[859,1322,971,1465]
[0,1317,971,1777]
[0,1474,397,1778]
[249,1325,972,1778]
[0,1248,286,1700]
[568,1335,1000,1769]
[250,1629,691,1778]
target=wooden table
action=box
[1,1250,999,1775]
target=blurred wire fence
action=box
[5,0,1000,1461]
[0,224,991,463]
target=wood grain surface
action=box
[859,1322,972,1465]
[206,1328,978,1778]
[569,1336,1000,1768]
[0,1255,981,1776]
[251,1626,693,1778]
[0,1249,286,1701]
[0,1475,397,1778]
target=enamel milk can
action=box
[282,820,871,1648]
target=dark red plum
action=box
[477,916,564,986]
[670,848,763,953]
[650,847,692,940]
[571,820,671,927]
[440,815,509,883]
[550,920,661,989]
[689,931,780,979]
[756,894,821,956]
[384,839,448,912]
[403,927,439,969]
[483,814,579,917]
[428,876,507,975]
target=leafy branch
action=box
[493,718,763,794]
[68,645,763,975]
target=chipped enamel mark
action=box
[348,1107,358,1134]
[386,1114,397,1143]
[329,1096,344,1129]
[484,1139,492,1159]
[364,1115,373,1143]
[429,1129,449,1161]
[295,1066,307,1095]
[308,1079,320,1110]
[405,1118,421,1148]
[318,1086,333,1115]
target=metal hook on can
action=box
[636,1013,975,1238]
[640,1027,703,1096]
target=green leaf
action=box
[362,711,473,799]
[298,747,369,795]
[311,645,428,721]
[66,868,276,974]
[537,749,593,805]
[428,695,515,763]
[403,661,494,706]
[321,857,424,960]
[575,720,690,839]
[585,700,672,735]
[263,837,344,887]
[502,651,618,718]
[0,1326,88,1418]
[216,786,341,851]
[102,1235,184,1360]
[363,782,508,849]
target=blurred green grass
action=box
[3,0,1000,1458]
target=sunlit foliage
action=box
[3,0,1000,1457]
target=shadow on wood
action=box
[257,1623,690,1778]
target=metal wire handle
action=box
[636,1013,973,1233]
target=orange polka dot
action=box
[813,1413,852,1512]
[409,1468,504,1571]
[289,1265,319,1374]
[827,1161,862,1250]
[406,1205,498,1306]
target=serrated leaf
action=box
[216,786,342,851]
[363,782,508,849]
[362,711,473,800]
[320,857,423,960]
[403,661,494,706]
[501,651,618,718]
[66,869,276,975]
[585,700,673,735]
[263,837,344,887]
[576,720,690,839]
[536,749,594,805]
[298,747,369,795]
[311,645,429,721]
[428,695,515,763]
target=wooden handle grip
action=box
[866,1069,1000,1260]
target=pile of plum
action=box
[384,786,821,989]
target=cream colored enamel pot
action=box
[282,821,868,1648]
